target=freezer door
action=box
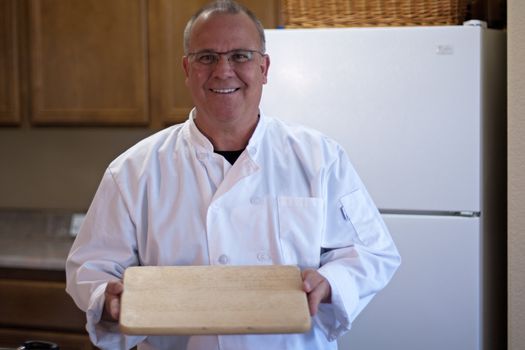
[338,214,481,350]
[261,27,485,212]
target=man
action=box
[66,1,401,349]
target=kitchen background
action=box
[1,0,523,349]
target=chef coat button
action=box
[218,254,229,265]
[257,251,270,261]
[249,147,257,156]
[250,197,262,205]
[197,152,208,160]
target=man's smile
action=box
[210,87,240,94]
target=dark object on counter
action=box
[0,341,60,350]
[18,341,58,350]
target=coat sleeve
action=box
[315,146,401,341]
[65,168,145,349]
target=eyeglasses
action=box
[186,49,265,66]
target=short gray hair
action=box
[183,0,266,55]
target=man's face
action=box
[183,12,270,126]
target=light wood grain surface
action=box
[120,265,311,335]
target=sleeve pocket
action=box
[339,189,386,247]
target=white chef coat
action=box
[66,109,401,350]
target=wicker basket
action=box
[283,0,474,28]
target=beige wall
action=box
[0,128,151,210]
[508,0,525,349]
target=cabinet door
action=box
[29,0,149,125]
[148,0,198,127]
[238,0,282,28]
[0,279,86,331]
[148,0,281,127]
[0,0,20,125]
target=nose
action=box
[211,54,235,77]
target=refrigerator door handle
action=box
[379,209,480,217]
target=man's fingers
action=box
[106,280,124,295]
[301,269,332,316]
[102,280,124,322]
[302,269,323,292]
[109,296,121,320]
[307,280,330,315]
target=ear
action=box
[182,56,190,84]
[261,54,270,84]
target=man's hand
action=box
[101,280,123,322]
[301,269,332,316]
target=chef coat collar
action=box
[185,108,267,159]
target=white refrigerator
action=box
[260,24,506,350]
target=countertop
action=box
[0,209,80,271]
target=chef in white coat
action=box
[66,1,401,349]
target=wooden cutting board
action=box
[119,265,311,335]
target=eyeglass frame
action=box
[185,49,267,67]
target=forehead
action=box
[189,12,261,51]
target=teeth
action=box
[211,88,237,94]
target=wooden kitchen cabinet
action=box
[29,0,149,126]
[24,0,281,128]
[147,0,201,127]
[0,0,21,125]
[0,269,96,350]
[8,0,280,128]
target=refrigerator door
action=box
[338,214,481,350]
[261,27,483,213]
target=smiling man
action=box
[182,8,268,152]
[66,1,400,349]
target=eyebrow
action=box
[190,48,252,53]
